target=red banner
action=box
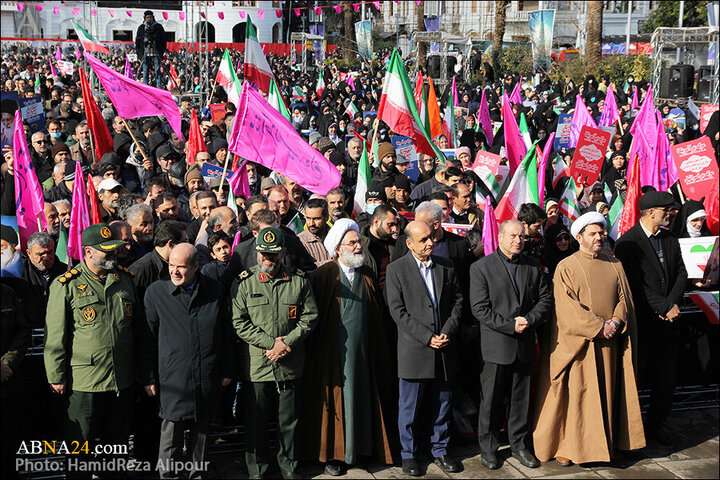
[700,104,719,133]
[209,103,225,126]
[570,126,612,185]
[671,136,718,201]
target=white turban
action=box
[323,218,360,258]
[570,211,607,237]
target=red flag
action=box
[169,64,180,89]
[186,109,207,164]
[618,153,641,236]
[413,70,424,112]
[87,175,102,224]
[79,69,113,162]
[704,180,719,236]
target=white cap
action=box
[97,178,123,193]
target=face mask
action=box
[50,132,62,139]
[539,134,546,140]
[366,203,379,215]
[692,125,699,131]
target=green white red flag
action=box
[558,176,582,224]
[316,69,325,96]
[495,140,540,223]
[353,136,372,216]
[216,49,242,107]
[243,17,274,95]
[267,78,290,120]
[72,21,111,54]
[442,76,458,148]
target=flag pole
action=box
[205,81,217,109]
[121,118,149,161]
[219,148,232,192]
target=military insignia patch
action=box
[123,301,133,316]
[258,272,267,282]
[100,227,112,239]
[76,284,88,292]
[82,307,96,323]
[287,305,297,320]
[263,230,276,244]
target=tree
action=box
[641,1,708,33]
[416,1,426,69]
[492,1,509,73]
[586,1,604,67]
[343,3,354,62]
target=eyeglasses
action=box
[340,240,362,248]
[33,140,48,144]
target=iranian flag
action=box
[216,49,242,107]
[316,69,325,96]
[688,292,719,325]
[243,17,274,95]
[34,75,41,94]
[473,165,502,201]
[519,113,533,152]
[552,156,571,188]
[495,141,540,223]
[292,86,305,101]
[607,194,624,241]
[268,78,290,120]
[442,76,458,148]
[378,50,442,159]
[286,211,306,233]
[72,21,110,54]
[353,137,372,216]
[344,100,359,119]
[558,177,582,225]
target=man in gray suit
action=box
[385,221,464,476]
[470,220,551,470]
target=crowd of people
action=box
[1,10,719,479]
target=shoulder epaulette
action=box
[238,269,252,281]
[294,269,306,278]
[57,268,80,284]
[117,265,135,277]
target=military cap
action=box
[82,223,127,251]
[256,227,285,254]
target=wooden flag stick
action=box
[120,118,148,161]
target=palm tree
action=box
[416,1,426,69]
[493,0,509,73]
[586,1,604,67]
[343,3,354,62]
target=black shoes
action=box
[512,449,541,468]
[324,461,345,476]
[434,455,462,473]
[481,451,501,470]
[401,458,422,476]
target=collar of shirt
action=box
[640,220,661,238]
[172,278,198,295]
[338,260,355,283]
[452,206,465,216]
[412,253,433,270]
[497,249,520,264]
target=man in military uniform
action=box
[44,223,152,471]
[231,227,318,480]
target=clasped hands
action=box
[596,318,621,339]
[661,304,680,323]
[266,336,291,362]
[429,333,450,349]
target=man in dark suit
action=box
[385,221,464,476]
[470,220,551,470]
[614,191,688,446]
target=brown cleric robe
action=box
[532,250,645,464]
[299,260,394,465]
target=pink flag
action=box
[258,10,264,19]
[218,12,224,20]
[334,5,342,13]
[68,161,91,261]
[537,132,556,207]
[569,94,597,148]
[482,196,499,257]
[35,5,42,12]
[478,89,494,146]
[347,75,356,91]
[124,55,134,79]
[373,1,381,10]
[91,9,97,16]
[179,12,185,21]
[599,83,619,128]
[75,44,81,60]
[353,4,360,12]
[276,10,283,18]
[314,6,322,15]
[55,46,62,61]
[126,10,132,17]
[72,7,80,16]
[294,8,301,16]
[53,6,59,14]
[631,86,639,110]
[162,11,168,20]
[509,81,523,104]
[228,83,342,195]
[627,84,657,187]
[239,11,246,19]
[655,110,678,191]
[108,9,114,17]
[49,60,58,77]
[12,110,46,250]
[229,160,253,199]
[84,52,183,140]
[17,3,24,11]
[502,91,527,174]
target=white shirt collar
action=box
[412,253,433,269]
[338,259,355,282]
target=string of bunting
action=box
[13,1,425,21]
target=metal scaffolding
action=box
[180,1,210,105]
[650,27,719,105]
[412,31,472,88]
[290,32,325,73]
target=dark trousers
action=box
[398,378,452,460]
[638,328,678,431]
[1,393,20,479]
[478,359,532,455]
[244,381,299,477]
[158,416,210,479]
[131,384,161,463]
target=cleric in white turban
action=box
[570,211,606,238]
[323,218,360,259]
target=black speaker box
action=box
[696,65,713,102]
[669,64,695,98]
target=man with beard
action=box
[187,191,218,245]
[283,175,308,214]
[231,227,318,480]
[69,121,95,165]
[98,178,125,223]
[0,224,22,277]
[53,199,71,230]
[326,188,350,225]
[125,204,155,262]
[45,224,152,471]
[297,198,332,267]
[372,142,398,182]
[29,132,53,185]
[109,221,136,268]
[196,206,239,266]
[153,192,180,222]
[44,202,61,240]
[269,185,303,229]
[301,220,394,476]
[359,204,400,291]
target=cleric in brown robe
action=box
[300,219,394,476]
[532,212,645,465]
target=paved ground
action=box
[209,407,719,479]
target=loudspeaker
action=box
[696,65,713,101]
[659,68,672,98]
[669,64,695,98]
[427,56,441,78]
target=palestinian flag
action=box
[316,69,325,96]
[216,49,242,107]
[495,141,540,223]
[552,155,571,188]
[607,194,624,241]
[344,100,359,119]
[72,21,110,54]
[268,78,290,120]
[688,292,719,325]
[286,211,305,234]
[378,50,443,159]
[353,136,372,216]
[558,177,582,225]
[243,17,274,95]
